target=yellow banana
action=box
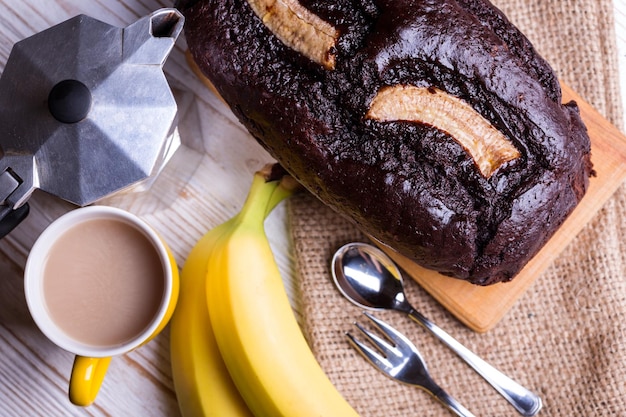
[170,215,251,417]
[170,166,296,417]
[206,170,359,417]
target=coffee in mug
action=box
[42,217,165,347]
[25,206,179,406]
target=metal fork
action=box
[347,312,476,417]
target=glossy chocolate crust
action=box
[177,0,593,285]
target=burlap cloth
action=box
[287,1,626,416]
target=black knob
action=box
[48,79,92,124]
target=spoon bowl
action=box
[331,242,408,312]
[331,242,542,417]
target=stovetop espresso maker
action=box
[0,8,184,238]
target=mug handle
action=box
[67,237,179,407]
[69,356,112,406]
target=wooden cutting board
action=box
[379,82,626,333]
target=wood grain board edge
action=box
[185,50,227,105]
[379,82,626,333]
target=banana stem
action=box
[235,172,280,227]
[265,175,301,217]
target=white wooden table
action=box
[0,1,624,416]
[0,1,293,416]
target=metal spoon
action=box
[331,242,542,417]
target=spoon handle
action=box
[408,309,542,416]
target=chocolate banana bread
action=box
[177,0,593,285]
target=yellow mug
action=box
[24,206,179,406]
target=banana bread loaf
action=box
[177,0,593,285]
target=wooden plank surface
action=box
[381,82,626,333]
[0,1,624,416]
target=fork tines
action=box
[346,312,427,376]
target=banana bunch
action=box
[169,209,250,416]
[170,166,359,417]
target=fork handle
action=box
[408,309,542,417]
[427,382,476,417]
